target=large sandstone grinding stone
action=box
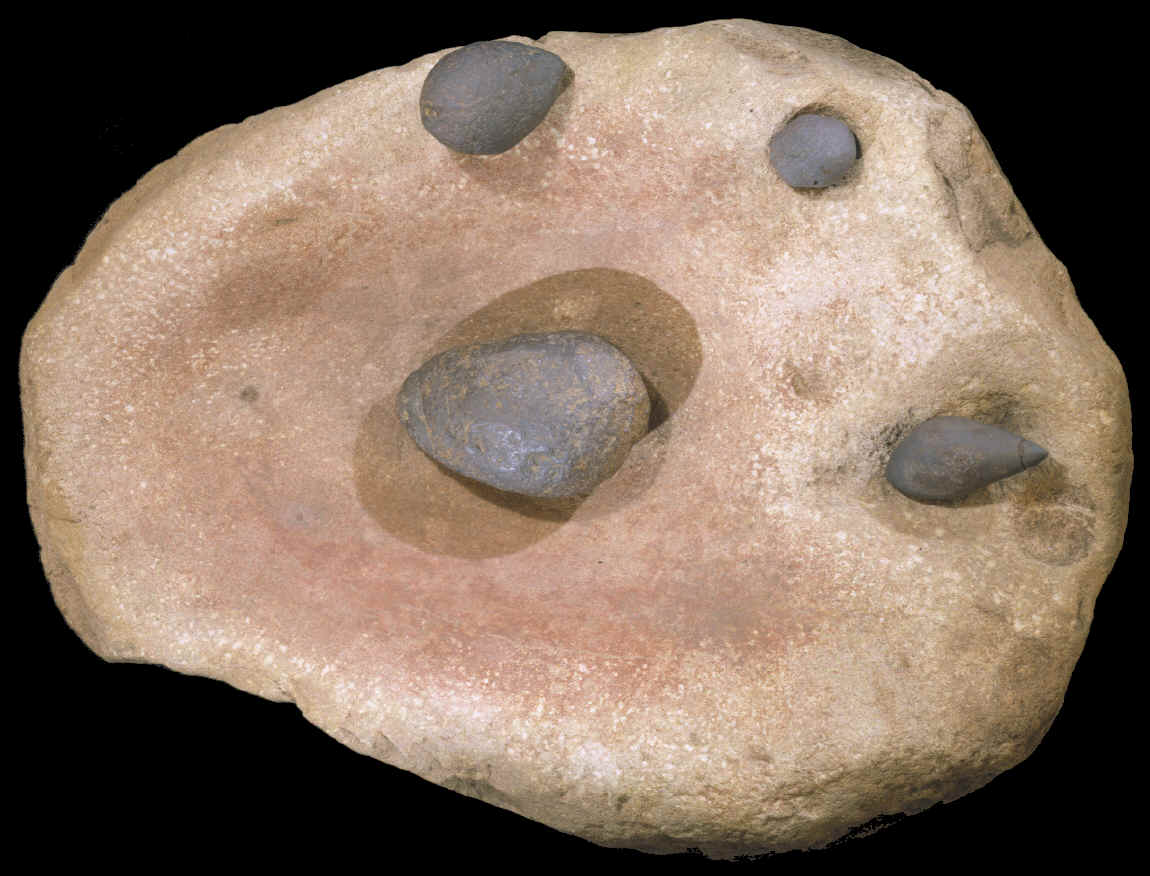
[21,20,1132,858]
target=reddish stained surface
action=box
[54,159,856,707]
[122,316,831,706]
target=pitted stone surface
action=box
[21,20,1131,859]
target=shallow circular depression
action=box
[354,268,703,558]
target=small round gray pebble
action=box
[886,415,1049,502]
[769,113,859,188]
[398,331,650,498]
[419,40,569,155]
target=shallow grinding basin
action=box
[21,20,1131,858]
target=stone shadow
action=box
[354,267,703,558]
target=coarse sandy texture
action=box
[21,19,1131,858]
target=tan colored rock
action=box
[21,20,1131,858]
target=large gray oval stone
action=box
[397,331,650,498]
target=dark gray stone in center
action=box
[398,331,650,498]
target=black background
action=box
[17,9,1139,869]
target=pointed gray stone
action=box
[397,331,650,498]
[769,113,859,188]
[886,415,1049,502]
[1019,439,1047,469]
[419,40,569,155]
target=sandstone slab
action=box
[21,20,1132,858]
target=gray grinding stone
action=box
[419,40,569,155]
[397,331,650,498]
[886,415,1049,502]
[769,112,859,188]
